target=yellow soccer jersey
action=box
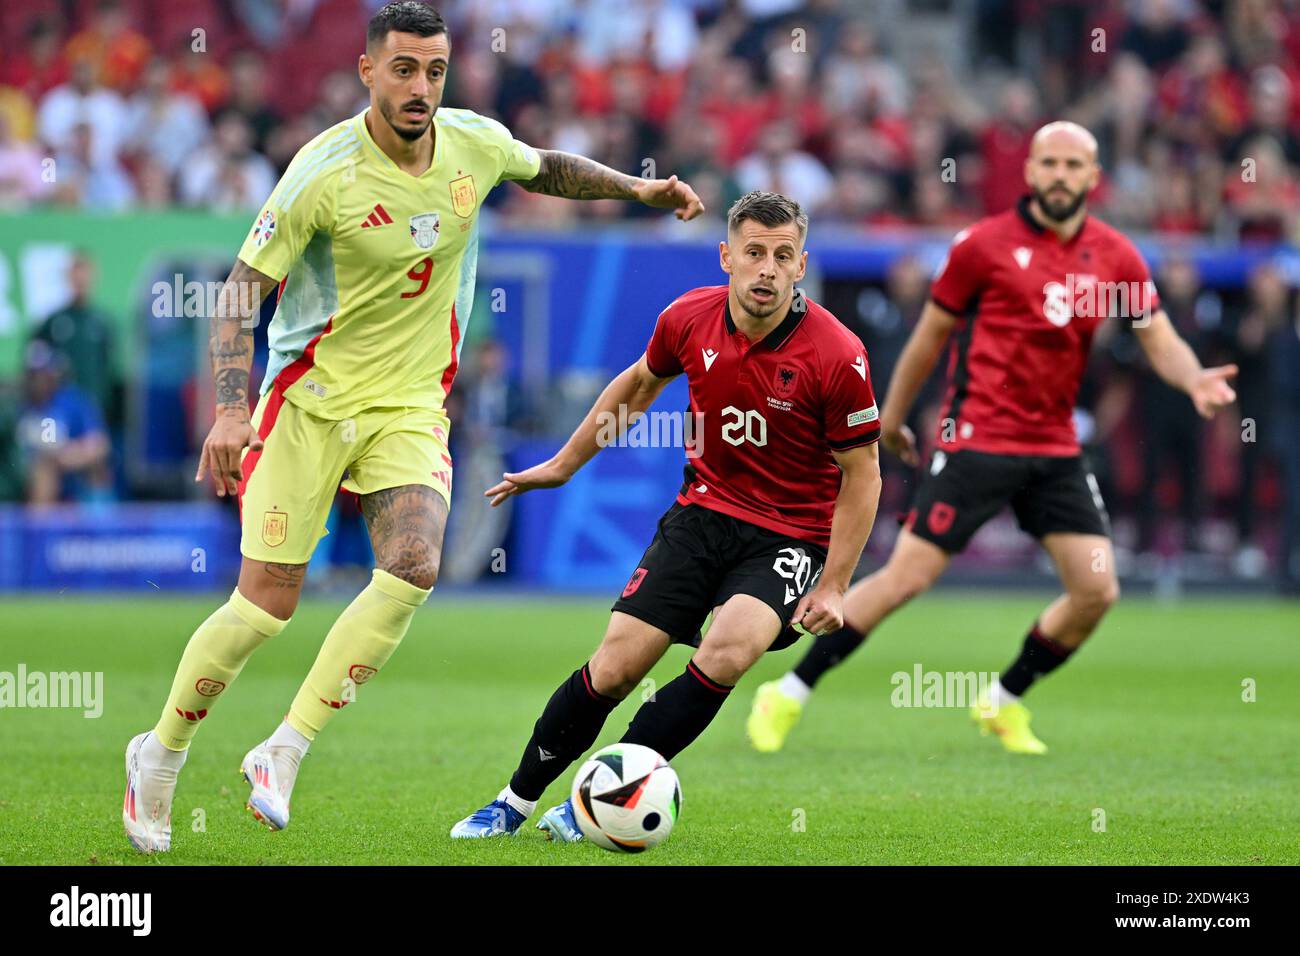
[237,107,541,420]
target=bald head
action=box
[1024,120,1100,223]
[1030,121,1099,160]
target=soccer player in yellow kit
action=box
[122,1,703,854]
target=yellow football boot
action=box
[971,694,1048,754]
[746,680,804,753]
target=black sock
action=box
[619,660,732,760]
[999,623,1074,697]
[509,663,619,801]
[792,622,868,689]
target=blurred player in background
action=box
[451,191,882,842]
[747,122,1239,755]
[121,0,703,854]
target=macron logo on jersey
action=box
[702,348,719,371]
[1013,246,1032,270]
[361,203,394,229]
[851,356,867,380]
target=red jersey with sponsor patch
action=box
[644,285,880,548]
[928,196,1159,456]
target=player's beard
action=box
[1032,184,1087,222]
[379,97,433,142]
[743,285,784,319]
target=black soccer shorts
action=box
[905,449,1110,553]
[611,501,827,651]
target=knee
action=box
[587,652,640,700]
[379,548,440,591]
[692,640,754,686]
[1073,577,1120,622]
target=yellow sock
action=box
[154,589,289,750]
[287,569,430,741]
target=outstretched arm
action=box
[516,149,704,221]
[1133,309,1237,418]
[485,355,678,506]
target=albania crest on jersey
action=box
[409,212,440,250]
[774,365,799,398]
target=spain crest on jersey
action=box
[409,212,440,250]
[261,511,287,547]
[449,174,476,218]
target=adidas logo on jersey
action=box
[361,203,394,228]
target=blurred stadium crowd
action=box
[1,0,1299,233]
[1,0,1298,590]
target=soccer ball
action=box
[570,743,681,853]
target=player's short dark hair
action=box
[726,191,808,243]
[367,2,448,50]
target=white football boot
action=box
[239,740,301,831]
[122,731,185,854]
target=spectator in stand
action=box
[177,111,276,212]
[698,56,770,166]
[133,155,174,207]
[50,120,135,211]
[2,19,71,103]
[1155,33,1247,153]
[1221,136,1300,242]
[734,120,834,213]
[574,0,699,72]
[1226,0,1291,71]
[977,77,1039,214]
[1151,153,1209,234]
[1231,262,1292,570]
[0,110,52,209]
[122,59,209,176]
[168,35,229,113]
[1119,0,1194,72]
[312,70,369,130]
[16,340,112,506]
[37,58,128,168]
[764,45,829,154]
[1268,284,1300,593]
[64,0,152,94]
[233,0,326,48]
[821,20,907,118]
[32,252,119,430]
[224,52,282,157]
[1224,65,1300,168]
[1075,54,1156,229]
[1132,257,1212,554]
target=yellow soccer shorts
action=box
[236,392,453,564]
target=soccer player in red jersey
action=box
[748,122,1239,755]
[451,191,883,839]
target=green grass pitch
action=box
[1,592,1296,865]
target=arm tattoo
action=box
[210,260,275,417]
[518,150,640,201]
[214,367,249,407]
